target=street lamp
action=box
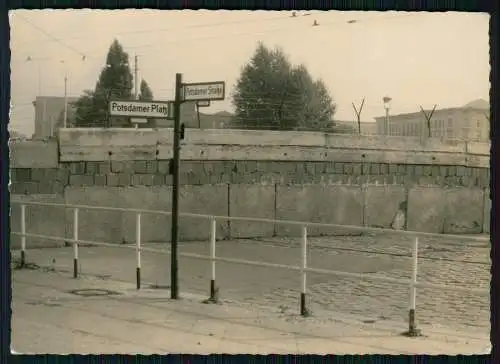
[383,96,392,135]
[60,60,68,129]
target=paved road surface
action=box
[11,269,490,354]
[13,232,490,333]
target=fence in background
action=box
[11,201,490,337]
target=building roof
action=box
[463,98,489,109]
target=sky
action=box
[9,10,490,137]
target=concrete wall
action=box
[8,129,491,248]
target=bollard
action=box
[208,217,217,302]
[136,212,142,290]
[300,226,309,316]
[20,204,26,267]
[405,237,421,337]
[73,208,79,279]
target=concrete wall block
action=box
[379,163,389,175]
[165,174,173,185]
[118,173,132,186]
[10,194,67,249]
[443,188,484,234]
[456,166,466,177]
[111,161,134,173]
[106,173,119,187]
[244,160,259,173]
[407,187,446,233]
[69,162,86,175]
[56,168,70,185]
[65,187,129,244]
[202,161,215,175]
[422,165,432,176]
[414,165,423,176]
[11,168,32,182]
[324,162,335,173]
[447,166,457,177]
[30,168,47,181]
[158,160,170,174]
[361,163,370,175]
[10,182,39,195]
[352,163,362,175]
[85,161,100,174]
[177,185,229,241]
[153,174,165,186]
[97,161,111,174]
[229,184,275,238]
[69,175,94,187]
[343,163,354,175]
[365,185,406,228]
[94,174,107,186]
[333,162,344,174]
[37,180,64,195]
[369,163,380,175]
[276,185,363,237]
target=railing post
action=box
[20,204,26,268]
[136,212,142,290]
[73,208,79,279]
[405,236,421,337]
[300,225,309,316]
[209,217,218,303]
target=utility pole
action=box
[170,73,183,299]
[63,74,68,128]
[134,54,139,100]
[134,54,139,129]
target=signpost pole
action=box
[170,73,182,299]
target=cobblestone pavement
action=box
[13,231,490,333]
[12,269,490,354]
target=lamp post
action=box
[60,60,68,129]
[383,96,392,135]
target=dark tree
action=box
[139,79,154,101]
[74,39,153,128]
[232,42,336,131]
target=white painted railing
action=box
[10,200,489,337]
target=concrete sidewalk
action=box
[11,268,490,354]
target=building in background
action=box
[374,99,489,141]
[32,96,78,139]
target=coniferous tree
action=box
[232,42,336,131]
[74,39,154,128]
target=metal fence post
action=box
[136,212,142,290]
[209,217,218,302]
[405,236,421,336]
[300,225,309,316]
[20,204,26,268]
[73,208,79,279]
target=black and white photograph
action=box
[8,10,491,354]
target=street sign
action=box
[182,81,225,101]
[109,100,171,118]
[196,100,211,107]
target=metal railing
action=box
[11,200,490,337]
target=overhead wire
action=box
[11,12,420,64]
[12,12,312,47]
